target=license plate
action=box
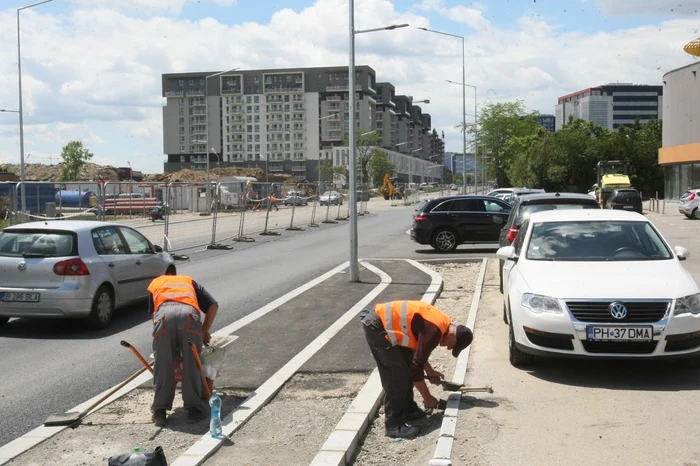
[623,205,634,209]
[1,292,40,303]
[587,326,652,341]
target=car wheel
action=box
[86,285,114,330]
[0,317,9,327]
[431,228,458,253]
[509,318,535,366]
[166,265,176,275]
[694,208,700,220]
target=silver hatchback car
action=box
[679,189,700,219]
[0,220,176,329]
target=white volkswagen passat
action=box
[499,209,700,366]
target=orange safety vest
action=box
[271,193,277,203]
[374,301,452,349]
[147,275,201,313]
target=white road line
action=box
[0,261,350,466]
[311,259,443,466]
[171,261,391,466]
[429,258,488,466]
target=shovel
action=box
[440,381,494,393]
[44,365,149,427]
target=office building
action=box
[555,84,663,131]
[162,66,432,177]
[536,114,556,132]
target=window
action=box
[180,145,185,152]
[254,125,260,132]
[254,96,259,103]
[188,79,194,86]
[178,80,184,86]
[200,79,205,86]
[119,227,152,254]
[179,98,184,106]
[431,201,453,212]
[0,230,77,257]
[179,136,185,143]
[92,227,127,255]
[179,117,184,125]
[483,200,508,213]
[179,108,184,115]
[451,199,480,212]
[247,96,252,103]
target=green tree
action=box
[333,165,349,186]
[319,159,334,188]
[344,130,381,184]
[59,141,93,181]
[368,149,395,188]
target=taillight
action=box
[506,226,519,244]
[689,193,696,201]
[53,258,90,276]
[414,215,427,223]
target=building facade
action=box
[162,66,433,177]
[658,62,700,200]
[536,114,556,132]
[555,84,663,131]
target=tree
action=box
[319,159,334,188]
[368,149,395,188]
[333,165,349,186]
[344,130,381,185]
[59,141,93,181]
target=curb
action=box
[309,258,444,466]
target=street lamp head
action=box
[385,24,409,30]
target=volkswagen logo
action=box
[609,302,628,320]
[17,262,26,272]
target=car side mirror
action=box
[497,246,518,261]
[153,244,164,253]
[674,246,690,261]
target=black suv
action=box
[497,192,600,292]
[410,195,512,252]
[606,188,643,214]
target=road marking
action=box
[0,261,350,465]
[311,259,444,466]
[172,261,391,466]
[430,258,488,466]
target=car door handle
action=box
[108,262,115,268]
[135,260,142,265]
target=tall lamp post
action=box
[417,26,466,194]
[17,0,54,214]
[348,4,408,282]
[446,80,477,194]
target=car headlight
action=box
[521,293,562,314]
[674,293,700,316]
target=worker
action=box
[270,192,279,211]
[148,271,219,426]
[359,301,473,439]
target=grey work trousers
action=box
[151,302,208,415]
[359,308,420,428]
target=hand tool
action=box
[189,338,212,400]
[120,340,155,375]
[44,365,148,426]
[440,381,494,393]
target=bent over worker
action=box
[148,272,219,426]
[359,301,473,439]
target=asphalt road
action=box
[0,200,495,447]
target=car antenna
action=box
[555,192,560,197]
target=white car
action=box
[0,221,176,329]
[487,188,515,197]
[499,209,700,366]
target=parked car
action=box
[606,188,643,214]
[450,184,458,191]
[679,188,700,219]
[499,209,699,366]
[510,188,545,204]
[0,220,176,329]
[494,192,513,203]
[410,195,512,252]
[283,190,308,206]
[319,191,343,206]
[487,188,515,197]
[497,192,600,292]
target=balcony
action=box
[165,90,184,97]
[264,84,304,93]
[186,89,205,96]
[291,116,304,121]
[191,109,207,116]
[328,104,341,111]
[292,105,305,111]
[230,107,244,114]
[293,136,306,142]
[293,125,305,131]
[230,126,245,133]
[292,95,305,102]
[327,95,341,102]
[292,165,306,172]
[269,164,284,172]
[267,126,283,133]
[267,106,284,113]
[192,127,207,135]
[222,88,242,95]
[366,95,376,105]
[189,117,206,124]
[326,135,343,141]
[328,125,342,131]
[326,84,362,92]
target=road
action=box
[0,199,491,447]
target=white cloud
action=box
[66,0,237,16]
[594,0,700,17]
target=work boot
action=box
[385,424,420,439]
[151,409,166,427]
[403,408,428,423]
[187,408,207,424]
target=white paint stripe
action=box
[311,259,443,466]
[430,258,488,465]
[0,261,350,464]
[171,261,392,466]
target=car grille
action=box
[566,301,669,323]
[665,333,700,352]
[524,330,574,350]
[582,341,658,354]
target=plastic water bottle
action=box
[209,390,223,438]
[125,446,147,466]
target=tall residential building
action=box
[536,114,556,132]
[555,84,663,131]
[162,66,431,177]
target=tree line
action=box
[467,101,664,196]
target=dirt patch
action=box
[206,372,370,466]
[353,261,483,466]
[6,387,247,466]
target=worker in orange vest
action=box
[359,301,473,438]
[148,271,219,426]
[270,192,279,211]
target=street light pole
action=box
[445,80,477,194]
[348,8,408,282]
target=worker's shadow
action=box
[413,396,500,437]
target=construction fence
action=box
[0,179,418,252]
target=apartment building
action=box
[555,84,663,131]
[162,66,432,177]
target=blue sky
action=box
[0,0,698,173]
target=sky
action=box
[0,0,699,173]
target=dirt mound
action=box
[0,163,120,181]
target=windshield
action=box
[0,230,78,258]
[517,202,598,225]
[613,190,640,200]
[525,221,672,261]
[681,191,695,201]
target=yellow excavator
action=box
[381,173,403,200]
[591,161,632,208]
